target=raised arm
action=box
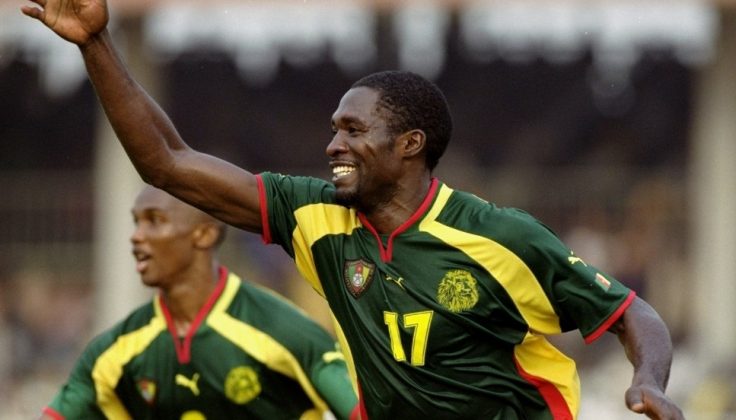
[21,0,263,232]
[609,296,684,419]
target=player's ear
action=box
[399,129,426,158]
[193,222,221,249]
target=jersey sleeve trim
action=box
[355,383,369,420]
[349,402,361,420]
[42,407,64,420]
[256,174,272,244]
[584,290,636,344]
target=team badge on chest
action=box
[136,378,157,405]
[343,259,376,298]
[437,269,479,312]
[225,366,261,404]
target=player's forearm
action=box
[615,297,673,390]
[79,29,186,186]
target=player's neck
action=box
[161,264,220,330]
[363,175,432,234]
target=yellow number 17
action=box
[383,311,434,366]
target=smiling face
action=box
[130,187,211,288]
[327,87,403,211]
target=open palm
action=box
[22,0,108,45]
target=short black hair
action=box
[352,70,453,171]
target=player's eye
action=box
[149,213,166,225]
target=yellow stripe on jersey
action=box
[211,272,242,313]
[91,302,167,419]
[332,315,358,395]
[291,203,361,296]
[299,409,325,420]
[420,184,578,415]
[420,184,561,334]
[208,273,329,414]
[514,333,580,418]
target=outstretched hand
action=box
[21,0,108,45]
[626,384,684,420]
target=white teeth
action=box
[332,165,355,178]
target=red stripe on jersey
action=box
[514,359,573,420]
[349,402,362,420]
[159,267,228,363]
[358,178,439,262]
[355,382,369,420]
[42,407,65,420]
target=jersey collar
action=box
[358,178,441,263]
[157,266,229,363]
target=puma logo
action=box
[175,373,200,396]
[568,254,587,266]
[384,275,405,290]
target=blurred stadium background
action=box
[1,0,735,418]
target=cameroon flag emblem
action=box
[137,379,157,405]
[595,272,612,291]
[343,259,375,298]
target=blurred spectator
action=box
[686,362,736,419]
[0,267,93,417]
[6,268,91,378]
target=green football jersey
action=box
[43,268,357,420]
[257,173,635,420]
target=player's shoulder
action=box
[83,300,157,356]
[443,187,540,226]
[117,300,158,331]
[236,280,310,318]
[261,172,335,197]
[442,186,560,245]
[230,279,332,336]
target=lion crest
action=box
[225,366,261,405]
[437,270,479,313]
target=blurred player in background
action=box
[23,0,683,418]
[40,186,358,419]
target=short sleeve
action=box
[45,339,112,419]
[258,172,335,257]
[524,220,634,340]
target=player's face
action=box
[130,187,200,288]
[327,87,403,211]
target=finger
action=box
[628,387,684,420]
[20,5,44,20]
[629,401,645,414]
[625,387,648,414]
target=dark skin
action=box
[328,87,431,231]
[23,1,683,418]
[39,186,223,420]
[130,185,223,335]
